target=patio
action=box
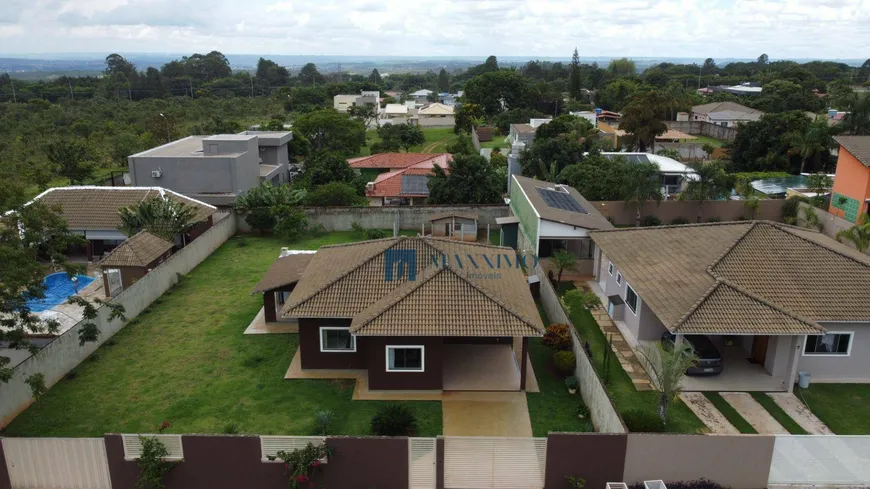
[680,341,788,392]
[442,344,539,392]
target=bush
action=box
[371,404,417,436]
[553,350,576,375]
[365,228,387,239]
[542,323,572,351]
[315,409,334,436]
[622,409,666,432]
[565,376,579,390]
[781,195,809,223]
[576,402,590,419]
[669,217,690,225]
[640,215,662,227]
[222,423,239,434]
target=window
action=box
[804,332,853,356]
[319,327,356,352]
[386,346,424,372]
[608,262,614,276]
[616,272,622,285]
[625,284,638,314]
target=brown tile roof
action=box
[834,136,870,167]
[33,186,216,230]
[251,253,315,294]
[348,153,450,170]
[511,123,535,134]
[98,231,174,268]
[282,237,543,337]
[691,101,761,117]
[427,211,478,222]
[512,175,614,230]
[591,221,870,335]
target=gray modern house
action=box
[128,131,292,206]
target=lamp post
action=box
[159,113,170,143]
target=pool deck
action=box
[34,277,105,336]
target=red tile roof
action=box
[349,153,450,170]
[366,160,451,198]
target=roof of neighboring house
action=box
[98,231,174,268]
[708,110,762,122]
[600,152,697,175]
[656,129,696,140]
[427,211,479,222]
[834,136,870,167]
[512,175,613,230]
[384,104,408,115]
[418,103,454,116]
[691,101,763,118]
[511,123,536,134]
[349,153,450,170]
[251,253,315,294]
[590,221,870,335]
[30,186,216,231]
[410,89,434,96]
[281,237,544,337]
[367,167,441,198]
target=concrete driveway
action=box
[442,392,533,437]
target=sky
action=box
[1,0,869,59]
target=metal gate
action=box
[444,436,547,489]
[409,438,437,489]
[768,435,870,485]
[2,438,112,489]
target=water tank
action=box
[798,371,811,389]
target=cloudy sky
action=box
[1,0,869,59]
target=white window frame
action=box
[616,272,622,285]
[802,331,853,357]
[608,262,614,276]
[385,345,425,372]
[625,284,638,315]
[319,327,356,353]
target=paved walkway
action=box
[768,393,834,435]
[721,392,788,434]
[679,392,740,434]
[244,307,298,334]
[442,392,533,437]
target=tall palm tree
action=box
[786,118,833,173]
[623,161,662,227]
[836,215,870,253]
[118,197,198,241]
[681,160,734,223]
[842,93,870,135]
[551,250,577,289]
[636,341,699,425]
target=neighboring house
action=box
[428,212,478,241]
[439,92,463,106]
[597,121,626,149]
[415,103,455,127]
[99,231,174,297]
[280,236,544,391]
[251,250,315,324]
[829,136,870,222]
[333,91,379,113]
[409,89,434,106]
[600,152,697,197]
[508,175,613,277]
[509,123,536,145]
[691,102,763,127]
[571,111,597,126]
[128,131,292,206]
[590,221,870,391]
[30,186,216,261]
[596,110,622,124]
[382,104,409,120]
[349,153,453,206]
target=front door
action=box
[751,336,769,365]
[445,223,451,237]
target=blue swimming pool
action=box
[26,272,96,312]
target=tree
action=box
[559,155,631,201]
[620,91,668,152]
[836,214,870,252]
[293,109,367,156]
[428,154,503,204]
[757,53,769,67]
[305,182,366,207]
[785,117,833,173]
[841,93,870,135]
[454,103,485,134]
[463,70,533,117]
[233,182,304,234]
[437,68,450,93]
[298,63,324,86]
[368,69,382,85]
[636,341,699,424]
[445,133,476,155]
[623,161,663,227]
[118,197,198,241]
[728,111,815,173]
[105,53,136,81]
[607,58,636,77]
[756,79,821,113]
[255,57,290,87]
[735,179,761,220]
[348,103,379,128]
[378,124,425,152]
[801,205,822,231]
[398,124,425,151]
[569,48,582,100]
[681,160,734,223]
[519,138,585,180]
[551,250,576,289]
[595,78,640,112]
[703,57,717,74]
[43,140,96,184]
[302,152,358,189]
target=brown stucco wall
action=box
[622,434,775,489]
[264,284,296,322]
[103,434,409,489]
[0,439,12,489]
[298,318,365,369]
[545,433,627,489]
[367,337,443,390]
[186,216,214,242]
[593,199,787,226]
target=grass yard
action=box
[703,393,757,434]
[525,304,593,436]
[479,137,510,150]
[750,393,808,435]
[2,231,441,437]
[798,384,870,434]
[557,284,706,433]
[356,127,458,157]
[691,135,725,148]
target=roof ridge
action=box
[590,220,752,235]
[706,221,761,274]
[443,268,543,334]
[772,222,870,269]
[350,265,447,332]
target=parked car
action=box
[661,332,724,376]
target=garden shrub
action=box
[622,409,666,432]
[640,215,662,227]
[371,404,418,436]
[781,195,809,223]
[542,323,572,351]
[315,409,334,435]
[669,217,690,225]
[553,350,576,375]
[365,228,387,239]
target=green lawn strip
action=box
[479,138,510,150]
[3,232,441,437]
[357,127,456,156]
[703,393,757,434]
[691,135,725,148]
[549,286,705,433]
[750,392,808,434]
[797,384,870,434]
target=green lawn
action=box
[480,137,510,150]
[798,384,870,434]
[750,393,808,434]
[690,135,725,148]
[525,304,592,436]
[356,127,457,157]
[2,231,441,437]
[703,393,757,434]
[557,284,706,433]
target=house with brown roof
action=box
[590,221,870,392]
[99,231,175,297]
[349,153,452,206]
[274,236,543,391]
[30,186,216,261]
[427,212,479,241]
[691,101,763,128]
[251,250,315,324]
[828,136,870,222]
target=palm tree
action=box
[623,161,662,227]
[551,250,577,289]
[801,206,822,231]
[786,118,833,173]
[118,197,198,241]
[636,341,699,425]
[735,179,760,220]
[681,160,734,223]
[842,93,870,135]
[836,214,870,252]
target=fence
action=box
[655,142,709,160]
[662,120,738,141]
[593,199,787,226]
[285,205,510,233]
[768,435,870,485]
[797,202,869,255]
[0,214,237,428]
[443,437,547,489]
[2,437,112,489]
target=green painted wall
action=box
[832,192,861,223]
[510,180,539,251]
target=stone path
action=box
[721,392,788,434]
[679,393,740,434]
[588,307,653,391]
[768,392,834,435]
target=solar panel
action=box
[536,187,588,214]
[400,175,430,195]
[601,153,650,165]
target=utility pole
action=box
[159,113,171,143]
[697,64,702,90]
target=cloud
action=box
[0,0,868,59]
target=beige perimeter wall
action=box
[594,199,787,226]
